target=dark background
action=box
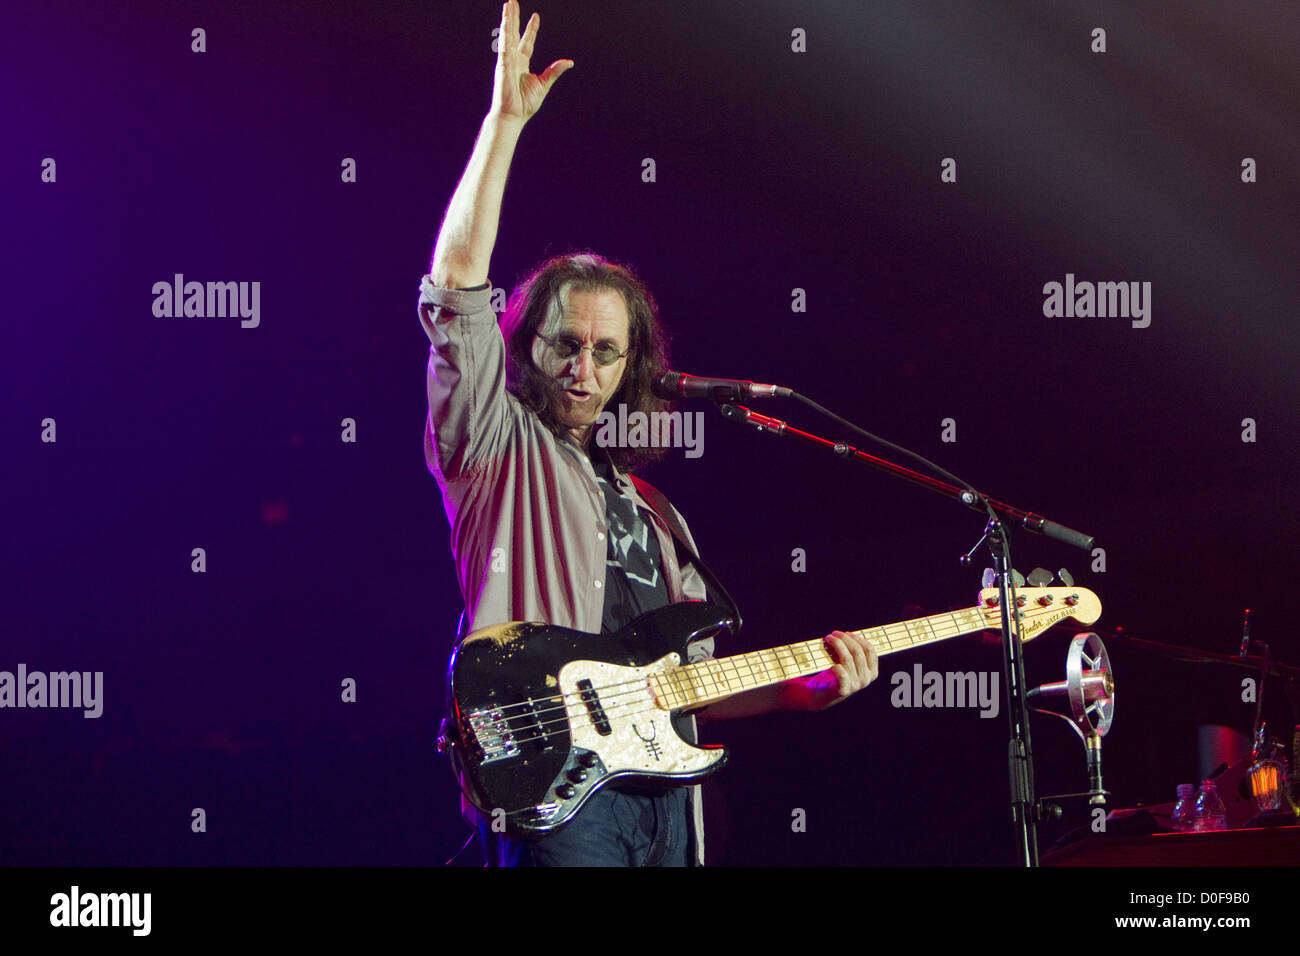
[2,0,1297,866]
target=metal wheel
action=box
[1066,632,1114,737]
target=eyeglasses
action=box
[535,332,630,367]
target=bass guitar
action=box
[442,586,1101,837]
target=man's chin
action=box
[557,408,604,435]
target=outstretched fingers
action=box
[499,2,516,54]
[491,3,572,121]
[518,9,540,59]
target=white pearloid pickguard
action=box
[558,653,719,776]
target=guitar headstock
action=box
[976,586,1101,642]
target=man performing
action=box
[420,1,879,866]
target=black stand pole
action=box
[713,400,1094,866]
[987,520,1039,866]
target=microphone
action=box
[653,371,792,401]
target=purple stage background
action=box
[3,0,1298,866]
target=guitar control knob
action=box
[555,784,576,800]
[567,768,588,784]
[578,752,598,768]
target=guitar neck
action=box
[650,605,990,711]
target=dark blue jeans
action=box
[481,787,690,867]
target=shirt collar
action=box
[588,441,631,490]
[555,428,632,490]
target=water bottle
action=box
[1191,779,1228,832]
[1170,783,1196,831]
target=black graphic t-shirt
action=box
[591,454,672,634]
[591,451,697,808]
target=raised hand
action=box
[490,1,573,124]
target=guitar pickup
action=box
[577,679,612,736]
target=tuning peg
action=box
[982,568,997,589]
[1011,568,1026,588]
[1026,567,1053,588]
[1058,568,1074,587]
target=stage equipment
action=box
[1028,631,1114,809]
[710,382,1097,866]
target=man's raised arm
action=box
[430,1,573,288]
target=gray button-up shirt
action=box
[418,276,712,864]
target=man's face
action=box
[530,287,630,443]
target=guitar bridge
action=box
[467,707,520,764]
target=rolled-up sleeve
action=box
[417,277,509,483]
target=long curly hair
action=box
[500,252,673,472]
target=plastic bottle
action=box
[1170,783,1196,832]
[1191,779,1228,832]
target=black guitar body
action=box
[446,601,735,837]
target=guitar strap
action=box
[628,474,743,633]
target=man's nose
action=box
[568,347,595,380]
